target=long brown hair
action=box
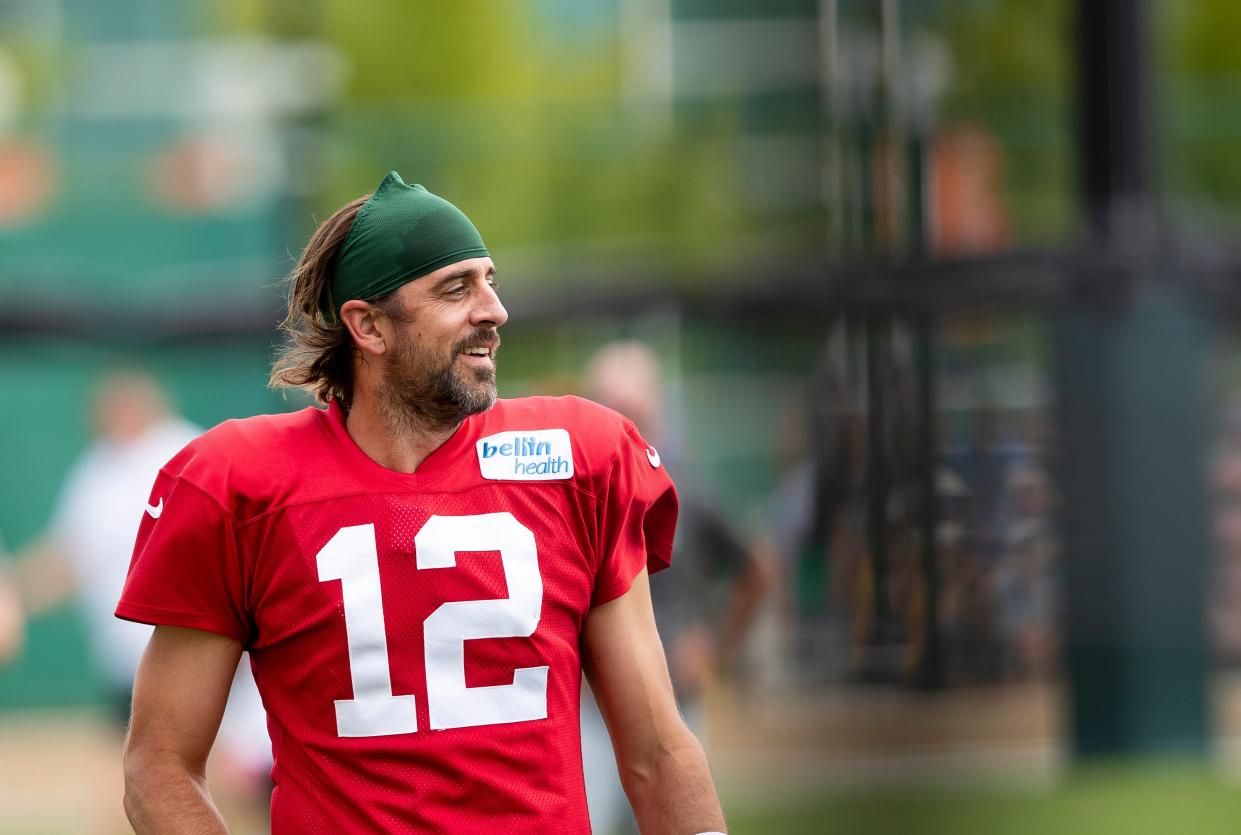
[269,194,370,406]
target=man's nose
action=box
[471,283,508,328]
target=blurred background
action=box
[3,0,1241,832]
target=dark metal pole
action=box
[912,312,941,689]
[866,315,890,652]
[907,126,942,689]
[1058,0,1209,756]
[1077,0,1154,240]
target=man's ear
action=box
[340,300,388,358]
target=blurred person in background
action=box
[0,533,20,663]
[764,382,867,685]
[992,462,1058,681]
[580,339,771,835]
[941,404,1037,682]
[117,173,726,833]
[3,369,272,829]
[935,467,990,683]
[9,370,200,716]
[945,404,1028,564]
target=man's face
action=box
[376,256,507,428]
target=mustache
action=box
[454,330,501,353]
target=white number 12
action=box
[316,512,549,737]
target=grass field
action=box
[725,762,1241,835]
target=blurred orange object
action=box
[0,139,55,227]
[929,124,1013,256]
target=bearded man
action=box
[115,172,726,834]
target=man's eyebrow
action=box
[429,266,495,291]
[429,269,472,290]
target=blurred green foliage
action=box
[1161,0,1241,213]
[234,0,805,282]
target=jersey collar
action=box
[324,399,489,487]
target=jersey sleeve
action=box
[115,470,251,643]
[591,421,678,608]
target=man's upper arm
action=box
[582,569,684,761]
[126,625,242,772]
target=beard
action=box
[378,327,499,431]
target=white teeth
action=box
[464,348,489,356]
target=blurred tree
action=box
[1161,0,1241,212]
[934,0,1069,116]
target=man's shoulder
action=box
[162,407,330,511]
[184,406,324,459]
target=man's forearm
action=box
[13,539,76,617]
[124,757,229,835]
[621,730,726,835]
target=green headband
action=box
[325,171,490,320]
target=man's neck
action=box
[343,389,462,474]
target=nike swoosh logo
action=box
[646,446,660,468]
[145,498,164,519]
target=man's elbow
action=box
[122,773,143,827]
[121,734,198,822]
[617,724,707,792]
[122,737,158,821]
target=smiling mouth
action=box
[456,329,500,363]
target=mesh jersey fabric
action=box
[115,396,677,834]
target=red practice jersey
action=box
[116,396,676,833]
